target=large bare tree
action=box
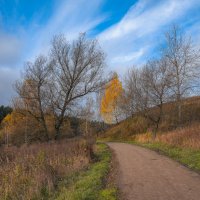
[15,34,105,140]
[49,34,105,139]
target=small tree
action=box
[140,59,172,138]
[124,67,141,118]
[124,58,171,139]
[79,97,95,160]
[100,73,123,124]
[163,25,200,124]
[0,106,12,124]
[15,56,51,140]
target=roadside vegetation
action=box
[134,124,200,171]
[101,117,200,172]
[0,140,117,200]
[52,143,117,200]
[0,139,89,199]
[134,142,200,172]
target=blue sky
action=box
[0,0,200,105]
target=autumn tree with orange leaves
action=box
[100,73,123,124]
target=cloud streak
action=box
[27,0,106,59]
[0,67,19,105]
[0,32,23,65]
[98,0,200,72]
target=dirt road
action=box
[108,142,200,200]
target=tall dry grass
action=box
[135,124,200,150]
[157,124,200,150]
[0,138,89,200]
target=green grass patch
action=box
[134,142,200,172]
[52,143,117,200]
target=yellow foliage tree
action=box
[100,73,123,123]
[1,110,44,145]
[2,113,12,124]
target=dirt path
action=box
[107,142,200,200]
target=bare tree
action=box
[81,97,96,156]
[124,58,171,139]
[79,97,95,136]
[124,67,141,118]
[15,55,51,140]
[140,59,172,138]
[163,25,200,124]
[49,34,105,139]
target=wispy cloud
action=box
[0,32,23,66]
[111,48,146,64]
[98,0,200,72]
[0,67,19,105]
[27,0,106,59]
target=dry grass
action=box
[0,138,89,200]
[135,124,200,150]
[157,124,200,150]
[135,132,152,143]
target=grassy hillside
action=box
[101,96,200,140]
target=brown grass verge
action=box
[0,138,89,200]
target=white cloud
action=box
[27,0,106,59]
[186,21,200,47]
[98,0,200,73]
[99,0,197,41]
[0,67,19,105]
[0,33,23,65]
[112,48,146,64]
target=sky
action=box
[0,0,200,105]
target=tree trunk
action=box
[54,115,65,140]
[152,122,159,140]
[54,120,62,140]
[54,127,60,140]
[54,123,61,140]
[176,67,182,125]
[177,101,182,125]
[152,105,162,141]
[42,121,49,141]
[85,120,88,136]
[115,114,119,124]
